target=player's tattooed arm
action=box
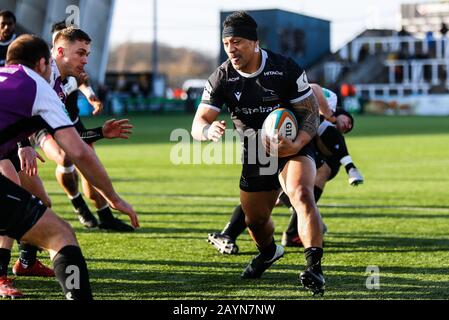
[291,93,320,139]
[273,93,320,158]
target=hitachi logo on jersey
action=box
[234,105,279,115]
[264,71,283,76]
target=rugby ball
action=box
[262,108,298,141]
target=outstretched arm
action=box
[18,146,45,176]
[78,119,133,144]
[311,83,336,123]
[54,127,139,228]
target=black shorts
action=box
[74,118,86,133]
[324,155,341,181]
[0,175,47,240]
[315,151,341,182]
[239,142,318,192]
[4,146,21,173]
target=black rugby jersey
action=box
[0,44,7,67]
[65,90,80,122]
[200,49,312,134]
[0,35,16,67]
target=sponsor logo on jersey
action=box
[264,71,283,76]
[234,105,279,115]
[228,77,240,82]
[234,92,242,101]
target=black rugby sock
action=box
[222,205,247,240]
[18,243,38,268]
[0,248,11,277]
[345,163,356,174]
[258,238,277,260]
[71,193,89,212]
[97,206,114,222]
[304,247,323,274]
[53,245,93,300]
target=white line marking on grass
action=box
[122,193,449,213]
[320,204,449,213]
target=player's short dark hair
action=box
[0,10,16,23]
[54,27,91,45]
[223,11,257,30]
[335,107,355,133]
[51,20,67,34]
[6,34,50,68]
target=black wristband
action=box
[17,139,31,148]
[79,127,104,144]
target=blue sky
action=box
[109,0,433,55]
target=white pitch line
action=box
[122,193,449,213]
[319,204,449,213]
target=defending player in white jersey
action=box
[28,25,135,232]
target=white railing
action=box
[385,59,449,86]
[324,61,345,84]
[354,83,431,100]
[348,36,449,62]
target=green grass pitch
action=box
[9,114,449,300]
